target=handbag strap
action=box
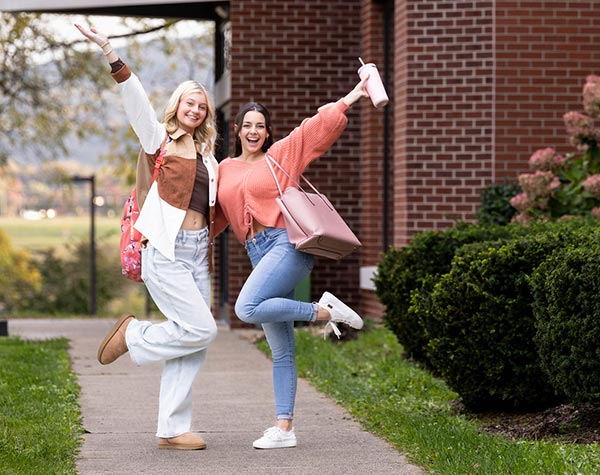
[265,154,334,211]
[265,154,325,196]
[265,154,285,196]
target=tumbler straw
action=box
[358,57,366,66]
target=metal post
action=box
[71,175,96,315]
[90,175,96,315]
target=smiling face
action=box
[233,102,274,158]
[238,110,269,156]
[176,92,208,134]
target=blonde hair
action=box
[164,81,217,155]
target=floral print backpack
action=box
[120,146,166,282]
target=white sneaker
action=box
[318,292,364,339]
[253,426,297,449]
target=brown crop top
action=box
[188,156,209,216]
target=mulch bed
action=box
[472,402,600,444]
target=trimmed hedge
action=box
[531,236,600,402]
[375,217,600,409]
[374,223,523,362]
[418,220,600,410]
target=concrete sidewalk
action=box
[9,318,423,475]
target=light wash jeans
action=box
[235,227,318,420]
[126,227,218,438]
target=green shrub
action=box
[0,228,41,312]
[530,237,600,402]
[26,238,124,315]
[403,274,440,369]
[419,223,597,410]
[374,223,523,362]
[477,182,522,226]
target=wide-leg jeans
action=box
[126,227,218,438]
[235,227,317,420]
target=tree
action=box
[0,12,208,170]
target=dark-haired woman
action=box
[215,78,369,449]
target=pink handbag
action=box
[265,155,361,260]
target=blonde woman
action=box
[76,24,218,451]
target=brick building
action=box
[221,0,600,324]
[4,1,600,324]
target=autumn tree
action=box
[0,12,212,176]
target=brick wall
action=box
[221,1,600,325]
[394,0,496,246]
[226,0,362,326]
[391,0,600,248]
[394,0,409,247]
[360,0,393,318]
[495,1,600,180]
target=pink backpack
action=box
[120,146,167,282]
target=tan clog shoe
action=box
[158,432,207,450]
[97,314,134,365]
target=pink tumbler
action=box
[357,60,389,109]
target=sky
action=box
[50,13,210,45]
[35,13,211,63]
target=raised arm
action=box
[269,76,370,175]
[74,24,165,154]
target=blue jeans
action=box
[127,227,218,438]
[235,227,317,420]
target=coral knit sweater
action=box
[216,99,350,244]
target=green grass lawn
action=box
[259,328,600,474]
[0,337,82,474]
[0,215,120,255]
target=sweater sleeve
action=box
[111,61,166,155]
[267,99,350,177]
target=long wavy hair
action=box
[233,102,274,157]
[164,81,217,155]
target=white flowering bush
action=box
[510,75,600,222]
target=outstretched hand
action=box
[342,75,370,107]
[74,24,109,48]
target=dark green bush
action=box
[403,274,439,368]
[420,221,597,410]
[477,182,522,226]
[530,236,600,402]
[374,223,523,362]
[27,238,123,315]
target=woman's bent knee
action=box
[187,317,218,346]
[234,298,257,324]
